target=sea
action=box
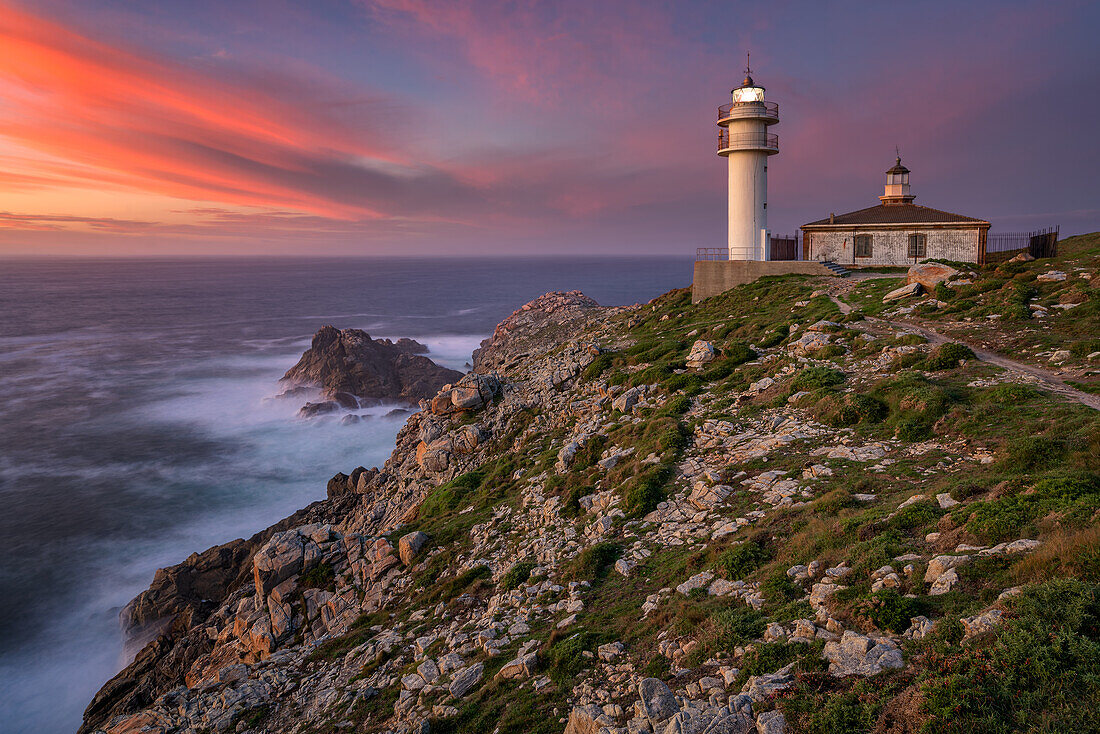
[0,256,689,734]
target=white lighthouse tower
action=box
[718,56,779,260]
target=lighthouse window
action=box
[854,235,873,258]
[907,233,927,259]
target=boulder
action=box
[686,340,716,368]
[906,263,958,290]
[398,531,429,566]
[449,662,484,698]
[924,555,970,585]
[822,631,904,677]
[297,401,338,418]
[883,282,922,302]
[430,373,501,416]
[661,708,755,734]
[787,332,834,356]
[564,705,605,734]
[962,609,1003,639]
[638,677,679,728]
[496,651,538,680]
[612,386,643,414]
[253,531,308,598]
[755,711,787,734]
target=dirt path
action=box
[827,293,1100,410]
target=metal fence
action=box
[695,234,802,262]
[985,226,1059,262]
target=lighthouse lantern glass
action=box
[733,85,765,104]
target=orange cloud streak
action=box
[0,1,414,220]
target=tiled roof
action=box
[802,203,988,227]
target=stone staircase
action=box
[821,261,851,277]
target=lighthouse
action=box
[718,57,779,260]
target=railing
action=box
[984,225,1059,263]
[696,248,728,261]
[718,129,779,153]
[718,100,779,122]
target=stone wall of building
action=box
[803,226,983,266]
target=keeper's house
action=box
[801,157,991,266]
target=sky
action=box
[0,0,1097,257]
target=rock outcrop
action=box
[472,290,600,373]
[281,326,460,409]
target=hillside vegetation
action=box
[84,241,1099,734]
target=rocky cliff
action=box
[82,247,1100,734]
[280,326,462,414]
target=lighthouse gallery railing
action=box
[718,130,779,153]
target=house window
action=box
[854,234,873,258]
[908,233,927,259]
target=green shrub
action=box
[1070,338,1100,359]
[583,352,615,381]
[895,417,932,441]
[919,579,1100,733]
[571,435,608,471]
[622,465,671,516]
[715,541,770,579]
[662,395,692,416]
[657,423,690,453]
[418,470,486,518]
[985,383,1039,404]
[711,606,766,646]
[545,631,598,684]
[791,366,845,392]
[762,572,802,604]
[890,499,940,532]
[501,560,536,591]
[924,342,975,370]
[813,393,888,427]
[965,473,1100,542]
[856,589,923,633]
[722,343,757,366]
[566,542,620,581]
[664,373,704,394]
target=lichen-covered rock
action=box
[449,662,484,697]
[686,340,716,368]
[907,262,959,289]
[638,677,680,728]
[398,531,429,566]
[823,631,904,677]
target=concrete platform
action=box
[692,260,835,303]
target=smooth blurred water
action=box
[0,256,688,734]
